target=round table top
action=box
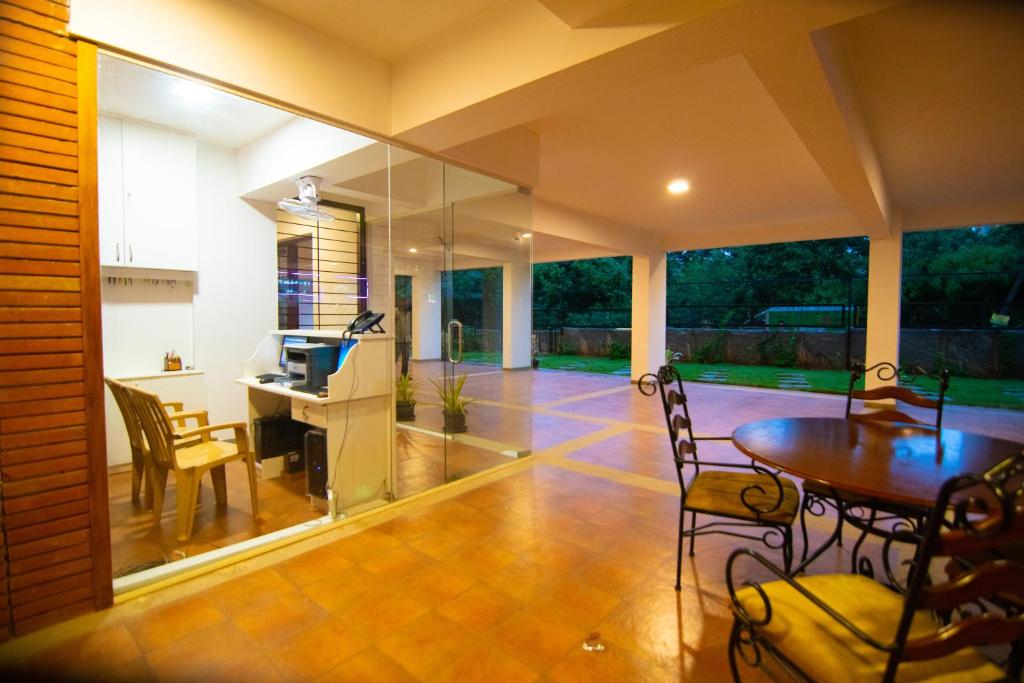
[731,417,1023,508]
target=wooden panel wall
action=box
[0,0,112,638]
[276,203,364,330]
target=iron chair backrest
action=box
[105,377,144,452]
[640,363,701,492]
[846,361,950,430]
[124,384,179,470]
[884,451,1024,680]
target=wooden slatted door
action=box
[0,0,111,638]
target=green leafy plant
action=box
[693,330,726,364]
[429,374,475,415]
[759,332,798,367]
[608,341,631,360]
[395,373,421,405]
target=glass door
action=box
[442,165,533,481]
[387,148,455,497]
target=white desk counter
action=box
[238,332,394,515]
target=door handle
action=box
[447,319,464,364]
[115,243,120,262]
[129,243,133,263]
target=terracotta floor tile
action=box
[533,579,620,631]
[268,617,369,681]
[126,594,225,652]
[31,622,155,682]
[332,529,403,560]
[376,612,476,680]
[523,540,594,575]
[595,585,734,664]
[146,620,283,683]
[334,590,429,641]
[400,561,478,605]
[430,638,539,683]
[301,565,388,614]
[403,527,471,560]
[276,544,355,587]
[447,540,518,579]
[484,558,559,603]
[206,567,299,617]
[547,638,667,683]
[232,593,329,647]
[437,583,522,632]
[313,647,417,683]
[491,608,585,671]
[359,544,436,581]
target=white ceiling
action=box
[248,0,502,62]
[528,54,845,236]
[98,53,297,149]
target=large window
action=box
[276,201,366,329]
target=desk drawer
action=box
[292,399,327,428]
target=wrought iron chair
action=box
[639,363,800,591]
[726,451,1024,683]
[798,362,951,569]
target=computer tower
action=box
[305,428,328,499]
[253,415,305,471]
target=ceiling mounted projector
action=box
[278,176,334,222]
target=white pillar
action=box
[503,250,532,369]
[864,231,903,390]
[631,252,667,382]
[411,269,441,360]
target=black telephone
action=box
[347,310,386,335]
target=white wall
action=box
[101,277,195,378]
[193,142,278,425]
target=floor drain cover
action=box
[583,632,605,653]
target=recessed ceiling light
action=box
[408,247,418,253]
[667,179,690,195]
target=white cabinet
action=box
[98,115,125,267]
[98,115,199,271]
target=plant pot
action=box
[532,357,540,369]
[443,411,467,433]
[396,401,415,421]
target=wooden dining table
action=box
[731,416,1023,572]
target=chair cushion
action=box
[175,439,243,470]
[735,574,1004,683]
[686,471,800,523]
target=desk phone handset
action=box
[347,310,386,335]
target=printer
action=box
[284,343,338,392]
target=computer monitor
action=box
[279,335,307,368]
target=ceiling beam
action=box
[745,31,894,237]
[533,199,660,255]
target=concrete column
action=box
[630,252,667,381]
[411,268,441,360]
[502,248,532,369]
[864,231,903,390]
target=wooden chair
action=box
[726,451,1024,683]
[798,362,950,565]
[104,377,210,508]
[639,363,800,591]
[123,384,259,541]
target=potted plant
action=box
[395,373,421,421]
[429,374,474,433]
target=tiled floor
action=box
[4,368,1022,681]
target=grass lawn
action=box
[533,354,1024,411]
[461,351,501,365]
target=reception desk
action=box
[237,330,393,515]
